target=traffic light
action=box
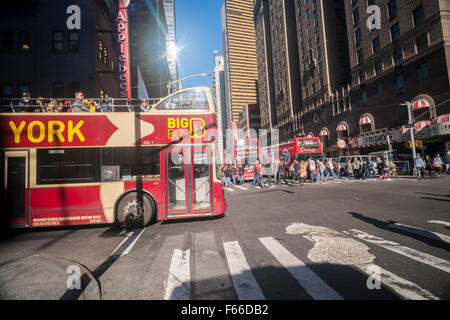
[405,141,423,149]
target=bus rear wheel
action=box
[116,192,155,227]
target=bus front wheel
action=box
[116,192,155,227]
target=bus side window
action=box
[37,148,101,185]
[102,147,161,181]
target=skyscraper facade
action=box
[222,0,259,127]
[163,0,179,90]
[213,50,228,163]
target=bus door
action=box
[191,147,212,214]
[165,147,212,217]
[2,151,29,227]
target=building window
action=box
[372,37,380,53]
[359,71,365,83]
[53,82,65,98]
[68,31,80,51]
[1,84,14,98]
[316,30,320,42]
[362,91,368,104]
[377,83,384,97]
[390,23,400,41]
[355,29,361,45]
[375,61,383,75]
[413,5,425,27]
[18,84,30,96]
[396,74,404,89]
[388,0,397,19]
[53,31,64,52]
[1,30,15,53]
[393,48,403,65]
[416,33,428,53]
[418,62,429,80]
[353,9,360,25]
[314,15,319,27]
[357,49,364,64]
[18,31,31,52]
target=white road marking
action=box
[287,223,440,300]
[235,186,249,191]
[164,249,191,300]
[346,229,450,274]
[357,263,439,300]
[111,228,145,256]
[259,237,343,300]
[223,241,265,300]
[387,223,450,244]
[428,220,450,227]
[226,187,235,192]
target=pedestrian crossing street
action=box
[112,221,449,300]
[224,178,394,192]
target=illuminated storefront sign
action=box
[116,0,131,98]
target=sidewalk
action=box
[0,255,101,300]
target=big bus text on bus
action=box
[0,88,226,228]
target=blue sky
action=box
[175,0,223,89]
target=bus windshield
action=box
[155,88,211,111]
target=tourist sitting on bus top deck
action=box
[71,91,90,112]
[15,92,32,113]
[46,99,60,113]
[101,97,113,112]
[139,98,151,112]
[35,96,45,112]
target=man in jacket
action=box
[15,92,32,113]
[414,154,426,181]
[308,158,316,183]
[252,160,264,189]
[71,91,90,112]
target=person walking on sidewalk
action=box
[308,158,316,183]
[414,154,426,181]
[238,164,245,184]
[277,160,291,186]
[433,154,443,176]
[425,155,433,177]
[252,160,264,189]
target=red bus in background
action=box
[234,138,259,181]
[0,88,226,229]
[261,137,323,166]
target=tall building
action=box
[254,0,302,143]
[0,0,118,102]
[213,50,228,163]
[163,0,179,90]
[222,0,259,127]
[128,0,171,99]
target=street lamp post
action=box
[167,73,212,95]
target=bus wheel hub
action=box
[124,200,143,221]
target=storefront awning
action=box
[336,123,347,131]
[319,129,328,136]
[412,99,431,110]
[400,121,431,134]
[432,114,450,124]
[359,117,372,125]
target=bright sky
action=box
[175,0,224,89]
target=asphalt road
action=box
[0,176,449,300]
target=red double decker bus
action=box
[261,137,323,166]
[0,87,226,228]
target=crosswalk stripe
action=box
[111,228,145,257]
[387,223,450,244]
[357,263,439,300]
[226,187,235,192]
[428,220,450,227]
[193,232,236,300]
[223,241,265,300]
[259,237,343,300]
[164,249,191,300]
[235,186,249,190]
[346,229,450,274]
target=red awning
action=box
[432,114,450,124]
[400,121,430,134]
[359,117,372,125]
[412,99,431,110]
[319,129,328,136]
[336,123,347,131]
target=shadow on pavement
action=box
[347,212,450,252]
